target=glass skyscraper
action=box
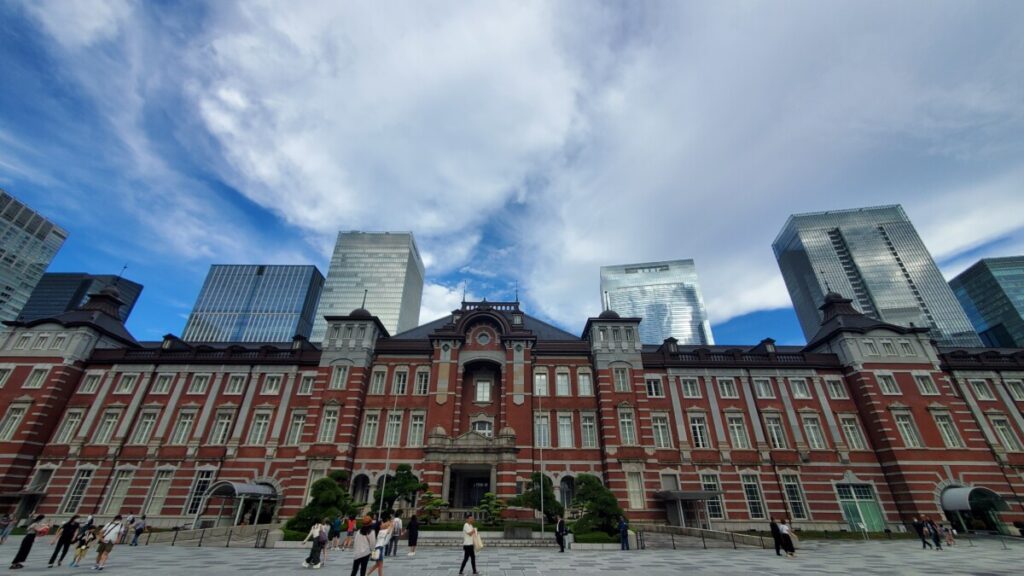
[310,232,424,340]
[600,259,714,345]
[0,189,68,323]
[950,256,1024,347]
[19,273,143,322]
[773,205,981,347]
[182,265,325,342]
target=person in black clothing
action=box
[925,516,943,550]
[10,515,47,569]
[618,516,629,550]
[48,515,80,567]
[911,516,933,549]
[769,518,782,556]
[405,515,419,556]
[555,515,567,553]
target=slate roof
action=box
[392,311,580,341]
[804,292,929,349]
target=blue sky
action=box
[2,1,1023,344]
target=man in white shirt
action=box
[94,515,124,570]
[387,514,403,556]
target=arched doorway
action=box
[560,476,575,507]
[192,481,277,528]
[941,486,1011,534]
[351,474,370,505]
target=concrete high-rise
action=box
[950,256,1024,347]
[19,273,142,323]
[773,205,981,347]
[182,265,324,342]
[310,232,424,339]
[600,259,714,345]
[0,189,68,323]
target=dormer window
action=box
[512,314,523,326]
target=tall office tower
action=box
[311,232,424,340]
[600,259,715,345]
[0,190,68,322]
[773,205,981,347]
[19,273,142,322]
[950,256,1024,347]
[182,265,325,342]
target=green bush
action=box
[573,531,619,544]
[508,472,563,522]
[285,473,363,534]
[282,528,306,541]
[571,474,623,536]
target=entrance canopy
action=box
[941,486,1009,512]
[207,481,278,501]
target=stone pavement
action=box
[0,535,1021,574]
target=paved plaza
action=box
[1,536,1022,575]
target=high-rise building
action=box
[19,273,142,323]
[0,189,68,323]
[950,256,1024,347]
[599,259,714,345]
[311,232,424,339]
[773,205,981,347]
[182,265,324,342]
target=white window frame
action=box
[475,379,492,403]
[618,408,637,445]
[22,367,49,389]
[144,469,173,516]
[613,367,630,393]
[32,335,49,350]
[472,420,494,438]
[780,474,809,520]
[297,374,315,395]
[863,340,879,356]
[802,415,827,450]
[899,340,915,356]
[826,378,848,399]
[580,413,598,448]
[151,373,175,394]
[681,378,701,398]
[990,416,1023,452]
[1006,379,1024,402]
[359,412,379,446]
[877,374,901,395]
[54,409,85,444]
[369,371,386,395]
[102,469,135,514]
[701,474,724,519]
[13,335,31,350]
[185,470,215,515]
[577,371,593,396]
[880,340,897,356]
[407,412,426,446]
[914,374,939,396]
[284,411,306,445]
[261,374,283,395]
[93,410,121,444]
[764,415,787,449]
[689,414,710,449]
[113,373,138,395]
[51,334,67,350]
[651,413,672,449]
[646,377,665,398]
[168,411,195,445]
[789,378,812,399]
[555,372,571,396]
[318,407,339,443]
[208,412,233,445]
[129,411,158,445]
[0,405,27,441]
[414,370,430,395]
[391,370,408,395]
[534,371,549,396]
[727,415,750,449]
[754,378,774,399]
[970,379,995,401]
[894,412,923,448]
[247,411,271,445]
[187,373,211,395]
[557,413,574,448]
[0,367,12,389]
[932,412,963,448]
[329,366,348,390]
[840,415,868,450]
[718,377,739,399]
[741,474,766,519]
[384,411,403,446]
[534,413,551,447]
[626,471,645,510]
[60,468,94,514]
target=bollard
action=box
[171,530,178,546]
[671,533,676,550]
[198,529,205,548]
[701,530,707,550]
[1000,535,1008,550]
[146,531,152,546]
[226,528,232,548]
[760,535,765,549]
[731,531,737,550]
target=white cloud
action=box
[420,281,479,324]
[23,0,133,49]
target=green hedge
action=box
[573,531,619,544]
[282,528,306,541]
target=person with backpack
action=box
[68,527,98,568]
[302,518,329,568]
[94,515,124,570]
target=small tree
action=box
[286,477,343,534]
[473,492,507,526]
[371,464,426,514]
[509,472,563,522]
[418,490,448,524]
[571,473,623,536]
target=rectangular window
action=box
[803,415,827,449]
[613,367,629,392]
[80,373,102,394]
[247,412,271,445]
[329,366,348,390]
[114,374,138,394]
[970,379,995,401]
[27,469,53,493]
[284,412,306,445]
[408,413,425,447]
[877,374,901,395]
[577,372,593,396]
[208,412,233,445]
[899,340,915,355]
[840,416,868,450]
[414,371,430,395]
[863,340,879,356]
[754,378,774,399]
[0,368,11,388]
[764,416,787,449]
[894,412,923,448]
[789,378,811,399]
[660,474,680,491]
[618,410,637,445]
[826,379,848,399]
[54,409,84,444]
[682,378,701,398]
[558,414,574,448]
[187,374,211,395]
[61,469,94,514]
[151,373,174,394]
[718,377,738,399]
[223,374,245,395]
[991,417,1023,451]
[23,368,48,389]
[102,469,134,514]
[169,412,195,445]
[1006,380,1024,402]
[652,414,671,448]
[933,413,963,448]
[360,413,379,446]
[646,378,664,398]
[93,410,120,444]
[881,340,897,355]
[392,371,408,395]
[626,471,645,509]
[690,414,710,448]
[186,470,215,515]
[534,413,550,447]
[534,372,549,396]
[727,415,750,449]
[556,373,571,396]
[144,470,173,515]
[741,474,766,519]
[318,408,339,443]
[580,414,597,448]
[701,474,724,519]
[51,335,67,349]
[475,380,491,403]
[32,335,49,349]
[781,474,808,520]
[129,412,158,445]
[0,406,26,441]
[14,335,30,350]
[297,374,315,395]
[261,374,282,395]
[384,412,402,446]
[369,371,386,395]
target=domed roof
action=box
[598,309,621,319]
[349,307,372,319]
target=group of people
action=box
[5,512,141,570]
[301,511,423,575]
[769,518,799,558]
[912,516,955,550]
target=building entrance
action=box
[448,465,493,508]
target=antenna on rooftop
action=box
[462,282,467,302]
[514,280,519,303]
[361,289,367,308]
[602,290,609,311]
[114,264,128,286]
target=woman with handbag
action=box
[459,513,480,576]
[349,517,375,576]
[301,518,328,568]
[9,514,48,570]
[365,515,392,576]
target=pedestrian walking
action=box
[365,515,393,576]
[943,524,956,547]
[911,516,933,549]
[618,516,629,550]
[47,514,80,567]
[9,514,47,569]
[925,516,943,550]
[341,515,356,551]
[330,515,343,550]
[78,515,94,540]
[0,514,13,545]
[302,518,329,568]
[122,513,136,545]
[349,518,375,576]
[769,518,783,556]
[778,518,797,558]
[555,515,567,553]
[69,527,98,568]
[387,513,402,556]
[405,514,419,557]
[130,515,147,546]
[94,515,124,570]
[458,513,479,575]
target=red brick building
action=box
[0,289,1022,533]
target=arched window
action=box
[472,421,494,438]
